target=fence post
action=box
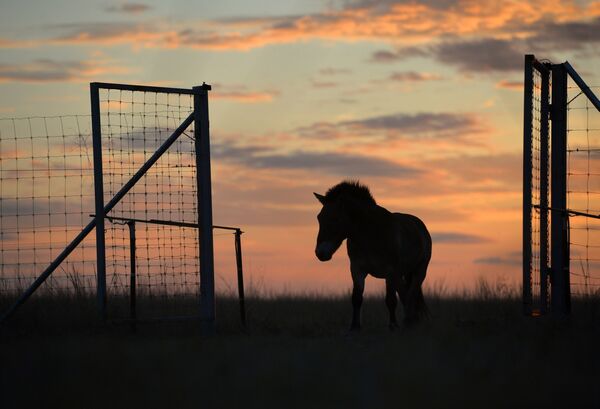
[235,229,246,327]
[551,63,571,315]
[193,83,216,334]
[539,64,551,314]
[128,221,137,331]
[90,83,107,321]
[523,54,534,315]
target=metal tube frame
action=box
[128,221,137,332]
[539,63,551,314]
[551,63,571,315]
[194,83,216,334]
[91,83,107,320]
[523,54,534,315]
[235,229,246,327]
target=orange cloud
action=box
[1,0,594,52]
[212,91,278,103]
[496,80,523,90]
[210,83,279,103]
[0,38,39,48]
[388,71,442,82]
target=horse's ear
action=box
[313,192,326,204]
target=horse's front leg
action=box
[350,265,366,331]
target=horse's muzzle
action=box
[316,250,331,261]
[315,242,334,261]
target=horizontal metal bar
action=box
[91,82,195,95]
[213,225,242,232]
[99,215,242,232]
[564,62,600,112]
[533,204,600,220]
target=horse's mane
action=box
[324,180,376,205]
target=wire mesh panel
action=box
[0,116,97,298]
[97,88,200,297]
[523,56,550,314]
[567,84,600,296]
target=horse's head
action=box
[313,192,347,262]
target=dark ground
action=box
[1,289,600,409]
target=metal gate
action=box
[523,55,600,315]
[1,82,217,331]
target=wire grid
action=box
[528,66,549,307]
[99,88,201,297]
[567,83,600,295]
[0,116,96,295]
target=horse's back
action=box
[392,212,431,266]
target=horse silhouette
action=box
[314,180,431,329]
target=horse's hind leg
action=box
[404,263,429,327]
[385,278,399,330]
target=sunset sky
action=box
[2,0,600,294]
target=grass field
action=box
[2,285,600,409]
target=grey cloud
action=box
[0,59,92,82]
[433,38,524,72]
[370,50,403,63]
[213,143,419,177]
[532,17,600,50]
[369,46,429,63]
[346,0,460,10]
[341,112,485,138]
[105,3,151,14]
[388,71,441,82]
[370,17,600,73]
[50,22,138,41]
[432,232,490,244]
[474,253,521,266]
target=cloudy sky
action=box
[1,0,600,294]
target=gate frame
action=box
[1,82,217,332]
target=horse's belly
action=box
[368,270,390,279]
[354,258,396,279]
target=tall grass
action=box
[2,279,600,408]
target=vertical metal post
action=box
[551,63,571,315]
[193,83,216,333]
[522,55,534,316]
[234,229,246,327]
[539,65,550,314]
[128,221,137,331]
[90,83,107,320]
